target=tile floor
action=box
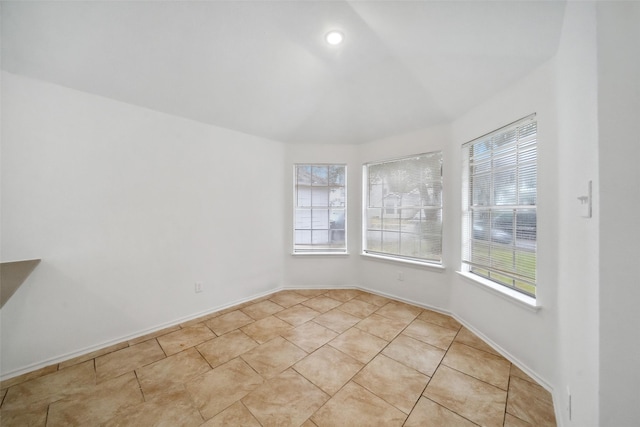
[0,289,557,426]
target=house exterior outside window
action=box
[461,114,538,298]
[363,152,443,265]
[294,164,347,254]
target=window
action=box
[461,114,537,298]
[363,152,443,265]
[294,164,346,254]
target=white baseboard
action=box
[0,287,284,382]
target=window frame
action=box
[293,163,347,255]
[461,114,538,301]
[362,151,444,267]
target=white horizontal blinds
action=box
[365,152,443,264]
[294,164,346,253]
[462,115,537,297]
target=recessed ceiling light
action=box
[325,31,344,45]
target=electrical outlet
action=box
[194,282,203,293]
[397,271,404,281]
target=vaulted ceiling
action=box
[1,1,566,144]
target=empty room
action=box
[1,1,638,426]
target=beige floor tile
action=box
[293,345,364,395]
[301,296,342,313]
[402,318,457,350]
[354,354,429,414]
[337,299,378,318]
[324,289,362,302]
[136,347,211,399]
[201,401,261,427]
[240,315,294,344]
[313,308,361,333]
[47,371,143,426]
[241,336,308,379]
[269,291,309,307]
[185,358,264,420]
[376,302,422,322]
[311,381,406,427]
[282,321,338,353]
[507,376,556,427]
[241,300,285,320]
[157,323,216,356]
[424,365,507,427]
[505,413,533,427]
[355,313,410,341]
[0,364,59,390]
[205,310,255,335]
[2,360,95,411]
[128,325,182,346]
[95,339,166,383]
[404,397,477,427]
[0,404,48,426]
[196,329,259,368]
[442,342,511,390]
[242,369,329,427]
[329,328,388,364]
[1,290,559,427]
[510,364,537,384]
[382,335,445,376]
[354,292,392,307]
[418,309,462,331]
[454,327,501,356]
[58,342,129,369]
[104,388,203,427]
[291,289,327,297]
[275,305,321,326]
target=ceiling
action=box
[1,1,566,145]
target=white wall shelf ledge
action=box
[1,259,41,308]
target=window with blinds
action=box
[461,114,537,297]
[294,164,347,253]
[364,152,443,265]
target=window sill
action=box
[361,252,445,271]
[456,271,540,312]
[291,252,350,256]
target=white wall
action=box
[554,3,600,426]
[0,72,285,377]
[355,125,453,309]
[597,2,640,426]
[448,60,559,388]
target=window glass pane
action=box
[311,166,328,186]
[295,209,311,229]
[462,116,537,298]
[329,187,345,207]
[364,151,443,264]
[295,230,311,245]
[367,208,383,230]
[493,169,517,205]
[472,210,490,241]
[328,165,345,186]
[294,164,346,253]
[472,174,491,206]
[312,230,329,244]
[382,232,400,255]
[367,230,382,252]
[311,187,329,207]
[329,209,345,245]
[492,209,515,245]
[312,209,329,229]
[518,164,537,205]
